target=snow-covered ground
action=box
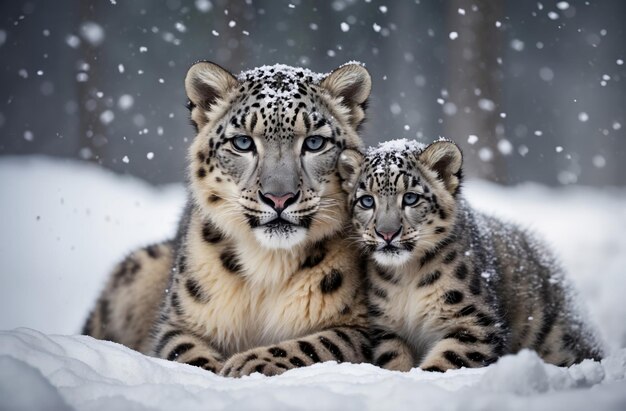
[1,156,625,410]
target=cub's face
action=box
[186,62,371,249]
[339,140,463,267]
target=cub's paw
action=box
[220,347,296,378]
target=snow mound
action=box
[1,329,625,411]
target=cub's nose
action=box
[259,191,299,214]
[375,227,401,243]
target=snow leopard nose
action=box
[375,227,402,243]
[259,191,299,214]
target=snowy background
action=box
[1,0,626,410]
[0,0,624,185]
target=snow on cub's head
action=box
[338,138,463,267]
[185,61,371,250]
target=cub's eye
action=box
[358,195,375,209]
[403,192,420,206]
[303,135,327,152]
[231,135,255,152]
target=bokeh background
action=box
[0,0,624,185]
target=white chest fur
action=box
[378,264,457,362]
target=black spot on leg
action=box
[154,330,182,356]
[535,310,557,348]
[443,250,457,264]
[475,312,495,327]
[268,347,287,358]
[484,332,506,355]
[443,290,464,304]
[443,351,468,369]
[289,356,306,367]
[368,303,384,317]
[187,357,209,368]
[434,227,446,234]
[319,336,345,362]
[361,342,373,362]
[455,263,468,280]
[254,363,266,374]
[375,351,398,367]
[298,341,321,363]
[333,330,354,348]
[197,168,206,178]
[466,351,488,364]
[234,354,258,373]
[417,270,441,287]
[443,329,478,344]
[167,342,195,361]
[561,334,577,351]
[456,305,476,317]
[469,275,482,295]
[320,269,343,294]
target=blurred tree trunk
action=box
[76,0,105,163]
[444,0,505,183]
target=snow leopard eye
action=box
[303,136,327,152]
[231,135,255,152]
[403,192,420,206]
[358,195,375,209]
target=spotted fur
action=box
[83,62,373,377]
[339,138,604,372]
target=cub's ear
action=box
[418,140,463,195]
[337,149,365,193]
[320,63,372,129]
[185,61,239,129]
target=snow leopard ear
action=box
[185,61,239,130]
[337,149,364,193]
[320,63,372,129]
[419,140,463,196]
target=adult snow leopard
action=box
[83,61,373,377]
[338,138,604,372]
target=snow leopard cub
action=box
[338,138,604,372]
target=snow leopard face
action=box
[339,139,463,266]
[186,62,371,250]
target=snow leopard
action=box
[337,138,604,372]
[83,61,373,377]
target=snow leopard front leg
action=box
[419,323,507,372]
[150,322,225,373]
[148,278,225,373]
[220,326,371,378]
[370,328,415,371]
